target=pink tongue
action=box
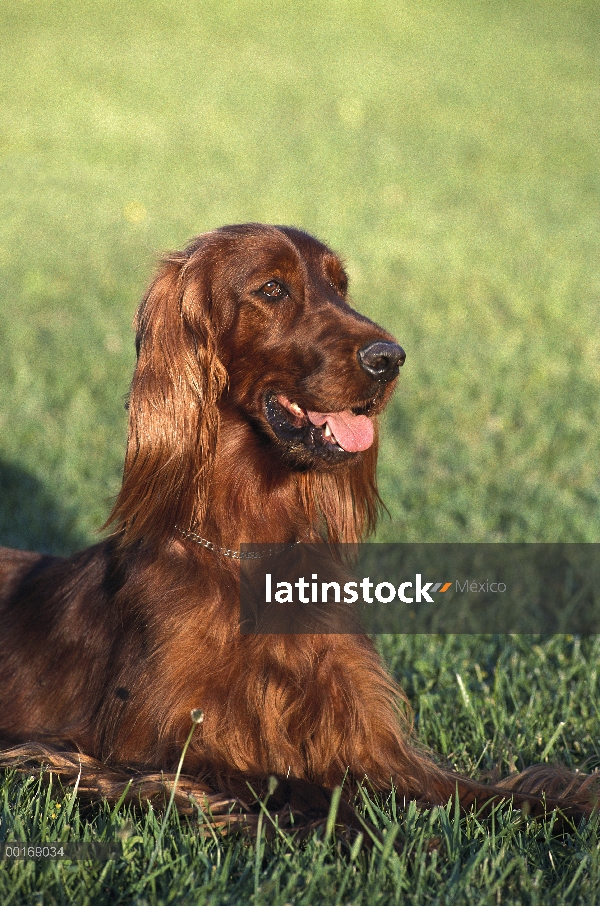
[307,409,374,452]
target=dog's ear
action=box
[107,236,232,546]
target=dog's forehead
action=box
[188,225,349,295]
[239,236,302,276]
[276,227,347,283]
[214,226,348,289]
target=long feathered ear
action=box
[106,239,229,547]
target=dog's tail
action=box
[477,763,599,820]
[412,763,599,826]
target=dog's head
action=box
[110,225,404,544]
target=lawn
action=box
[0,0,599,902]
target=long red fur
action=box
[0,224,596,834]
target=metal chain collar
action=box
[176,526,299,560]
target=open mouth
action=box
[264,393,377,459]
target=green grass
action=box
[0,0,599,902]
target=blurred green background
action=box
[1,6,600,897]
[0,0,598,552]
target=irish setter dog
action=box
[0,224,595,833]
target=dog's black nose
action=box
[358,341,406,382]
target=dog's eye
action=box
[260,281,287,300]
